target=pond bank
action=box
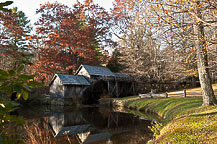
[100,96,217,143]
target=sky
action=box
[5,0,114,25]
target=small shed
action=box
[76,64,115,80]
[49,74,90,102]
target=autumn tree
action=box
[0,7,32,70]
[193,0,217,105]
[113,0,217,105]
[31,1,114,81]
[149,0,217,105]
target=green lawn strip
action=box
[116,96,217,143]
[163,101,202,122]
[125,97,203,122]
[127,98,171,112]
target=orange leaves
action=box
[164,10,168,14]
[186,58,189,63]
[0,11,26,59]
[32,1,112,79]
[40,5,45,9]
[84,0,93,6]
[81,35,87,39]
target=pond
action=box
[14,105,155,144]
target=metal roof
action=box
[80,64,115,77]
[114,73,130,78]
[54,74,91,86]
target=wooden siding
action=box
[50,77,64,98]
[77,67,90,78]
[50,75,90,102]
[64,85,88,99]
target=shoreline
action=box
[100,96,217,143]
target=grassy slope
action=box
[154,106,217,143]
[126,97,203,122]
[125,97,217,143]
[118,84,217,143]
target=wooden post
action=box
[107,81,110,95]
[132,82,135,95]
[150,89,153,98]
[184,89,187,98]
[115,82,119,98]
[166,87,168,98]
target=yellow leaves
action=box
[133,0,142,2]
[164,10,168,14]
[171,32,173,37]
[186,25,191,29]
[158,15,161,21]
[195,18,200,23]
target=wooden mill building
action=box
[50,65,135,105]
[49,74,91,105]
[76,64,115,80]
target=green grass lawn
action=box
[126,97,203,122]
[115,95,217,143]
[153,106,217,144]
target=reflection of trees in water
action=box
[110,124,153,144]
[82,107,151,129]
[23,118,79,144]
[48,107,152,143]
[14,107,153,144]
[24,118,53,144]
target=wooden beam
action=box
[115,82,119,98]
[107,80,110,95]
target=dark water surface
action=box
[16,105,154,144]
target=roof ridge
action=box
[52,74,90,86]
[79,64,115,77]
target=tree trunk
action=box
[194,1,217,106]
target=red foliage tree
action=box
[30,1,114,81]
[0,11,26,69]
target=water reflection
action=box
[17,106,153,144]
[47,107,152,144]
